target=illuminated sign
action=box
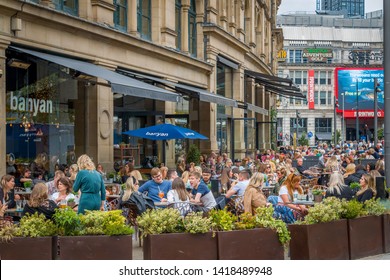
[303,49,333,62]
[277,49,287,61]
[335,68,384,118]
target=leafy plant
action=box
[137,208,183,238]
[183,212,213,234]
[302,197,343,224]
[253,206,291,245]
[53,208,81,236]
[312,189,323,196]
[298,135,309,146]
[107,172,116,179]
[0,218,18,242]
[235,212,256,230]
[79,210,133,236]
[340,200,364,219]
[15,213,57,237]
[350,182,361,190]
[209,209,237,231]
[363,198,386,216]
[23,181,32,189]
[186,144,201,166]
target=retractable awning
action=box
[315,132,332,140]
[10,46,181,103]
[245,69,305,99]
[119,70,238,108]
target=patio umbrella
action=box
[122,123,208,140]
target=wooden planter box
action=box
[348,215,384,259]
[383,214,390,253]
[289,219,349,260]
[58,235,132,260]
[143,232,217,260]
[0,236,56,260]
[217,228,284,260]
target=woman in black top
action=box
[22,183,58,220]
[0,174,19,208]
[356,173,375,203]
[325,172,354,200]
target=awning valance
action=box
[10,46,181,103]
[245,69,305,99]
[119,70,238,108]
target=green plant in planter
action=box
[209,209,237,231]
[79,210,133,236]
[311,189,323,196]
[15,213,57,237]
[186,144,201,166]
[340,200,364,219]
[137,208,183,237]
[0,219,18,242]
[350,182,361,190]
[182,212,213,234]
[53,208,82,236]
[107,172,116,179]
[302,197,343,224]
[363,198,386,216]
[254,206,291,245]
[235,212,256,230]
[23,181,32,189]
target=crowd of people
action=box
[0,140,387,225]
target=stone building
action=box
[0,0,300,175]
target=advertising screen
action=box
[335,68,384,118]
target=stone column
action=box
[128,0,138,36]
[181,0,190,54]
[0,39,9,176]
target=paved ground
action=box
[131,235,390,260]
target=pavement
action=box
[131,234,390,260]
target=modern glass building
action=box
[316,0,365,18]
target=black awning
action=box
[11,46,181,103]
[217,55,239,69]
[119,70,238,108]
[245,69,305,99]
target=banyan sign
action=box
[302,48,333,62]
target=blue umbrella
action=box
[123,123,208,140]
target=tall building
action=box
[0,0,299,176]
[316,0,365,18]
[276,12,383,146]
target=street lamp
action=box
[356,82,359,141]
[374,78,381,146]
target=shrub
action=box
[340,200,364,219]
[209,209,237,231]
[183,212,213,234]
[15,213,57,237]
[137,208,183,237]
[53,208,81,236]
[363,198,386,216]
[186,144,201,166]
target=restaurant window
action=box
[188,0,197,57]
[6,50,83,178]
[54,0,78,16]
[114,0,127,31]
[175,0,182,50]
[137,0,151,40]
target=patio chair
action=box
[167,201,194,216]
[121,202,142,247]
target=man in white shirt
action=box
[225,170,250,198]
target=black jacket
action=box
[0,187,16,208]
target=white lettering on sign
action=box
[353,111,383,117]
[10,92,53,116]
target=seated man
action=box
[225,170,250,199]
[138,167,172,203]
[189,171,217,211]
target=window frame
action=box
[137,0,152,40]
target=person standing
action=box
[73,154,106,214]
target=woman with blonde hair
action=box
[243,172,267,215]
[325,172,353,200]
[356,173,376,203]
[22,183,58,219]
[1,174,19,209]
[73,154,106,214]
[120,176,139,204]
[130,170,143,181]
[68,164,79,183]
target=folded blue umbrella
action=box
[122,123,208,140]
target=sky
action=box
[277,0,383,15]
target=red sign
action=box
[307,69,315,110]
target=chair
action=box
[167,201,194,216]
[105,197,120,211]
[121,202,142,246]
[226,196,244,216]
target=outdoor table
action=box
[154,201,169,207]
[262,186,275,198]
[4,208,23,217]
[286,200,315,206]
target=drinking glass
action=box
[16,200,23,211]
[60,199,67,209]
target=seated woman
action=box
[356,173,376,203]
[243,172,267,215]
[167,177,192,216]
[22,183,58,219]
[273,173,307,224]
[119,176,154,215]
[51,177,77,206]
[325,172,354,200]
[1,174,20,209]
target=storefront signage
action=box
[307,69,315,110]
[335,68,384,118]
[9,92,53,116]
[277,49,287,62]
[302,48,333,62]
[348,50,383,63]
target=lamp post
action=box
[334,95,338,146]
[374,78,380,146]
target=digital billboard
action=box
[335,68,384,118]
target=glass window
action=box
[289,50,294,63]
[320,91,326,105]
[314,91,319,105]
[6,51,81,178]
[216,63,233,116]
[114,0,127,31]
[320,71,326,84]
[290,118,307,137]
[302,70,307,84]
[188,0,197,57]
[315,118,332,133]
[314,71,318,84]
[54,0,78,16]
[137,0,151,40]
[295,71,302,85]
[294,50,302,63]
[175,0,182,50]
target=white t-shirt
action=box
[51,192,77,204]
[167,189,189,203]
[277,185,292,203]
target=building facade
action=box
[316,0,365,18]
[1,0,293,176]
[276,13,383,147]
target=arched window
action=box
[54,0,78,16]
[188,0,197,57]
[175,0,182,50]
[114,0,127,31]
[137,0,151,40]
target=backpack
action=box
[125,192,155,215]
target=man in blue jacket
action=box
[138,167,172,202]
